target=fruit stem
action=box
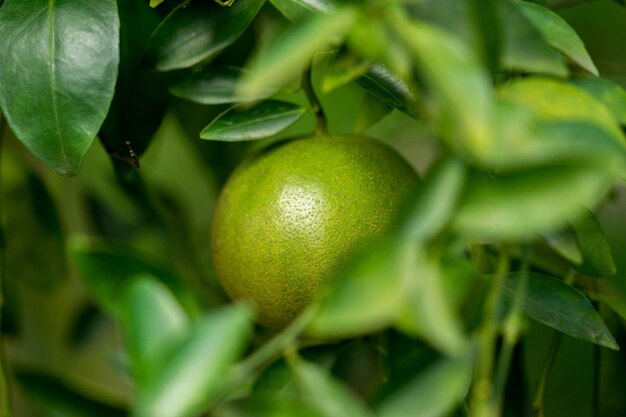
[0,112,11,417]
[302,65,328,136]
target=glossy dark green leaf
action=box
[144,0,264,71]
[200,100,307,142]
[500,1,568,77]
[377,354,472,417]
[306,239,405,339]
[515,1,598,75]
[16,370,127,417]
[454,165,612,239]
[170,67,273,105]
[570,209,616,277]
[269,0,335,21]
[355,64,420,119]
[395,17,494,158]
[290,358,376,417]
[124,275,190,383]
[571,77,626,125]
[70,237,198,318]
[136,305,252,417]
[5,172,66,291]
[239,8,357,97]
[100,0,167,170]
[0,0,119,176]
[401,157,465,241]
[502,272,619,350]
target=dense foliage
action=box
[1,0,626,416]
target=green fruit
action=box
[211,135,417,329]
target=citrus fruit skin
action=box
[211,135,417,329]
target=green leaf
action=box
[570,209,616,277]
[353,94,392,133]
[571,77,626,126]
[0,0,119,176]
[123,276,191,384]
[290,358,377,417]
[150,0,165,7]
[454,165,613,239]
[200,100,306,142]
[394,17,494,159]
[515,1,598,75]
[70,237,198,318]
[355,64,420,119]
[377,354,472,417]
[501,272,619,350]
[500,0,568,77]
[16,370,127,417]
[239,8,357,97]
[137,305,252,417]
[144,0,264,71]
[214,398,322,417]
[541,229,584,266]
[269,0,335,21]
[322,51,370,94]
[400,157,466,241]
[305,239,406,339]
[170,67,273,105]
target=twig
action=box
[302,66,328,136]
[0,112,10,417]
[532,333,563,417]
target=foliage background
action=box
[0,0,626,416]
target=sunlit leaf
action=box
[123,275,190,383]
[170,67,273,105]
[0,0,119,175]
[515,1,598,75]
[502,272,619,350]
[355,64,420,119]
[454,165,613,239]
[239,8,357,97]
[377,353,472,417]
[137,305,252,417]
[200,100,307,142]
[571,77,626,125]
[144,0,264,71]
[322,51,370,94]
[290,358,377,417]
[269,0,335,21]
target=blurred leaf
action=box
[290,358,377,417]
[150,0,165,7]
[68,303,107,347]
[144,0,264,71]
[322,51,370,94]
[515,1,598,75]
[70,237,198,318]
[500,1,568,77]
[5,173,66,291]
[454,165,612,239]
[569,208,616,277]
[239,8,357,97]
[16,370,127,417]
[377,353,472,417]
[170,67,273,105]
[200,100,307,142]
[269,0,335,21]
[541,229,584,266]
[394,17,494,158]
[306,239,405,339]
[501,272,619,350]
[395,248,468,356]
[355,64,420,119]
[214,398,322,417]
[136,304,252,417]
[571,77,626,125]
[469,0,502,77]
[100,0,167,170]
[353,94,392,133]
[401,157,466,241]
[123,275,190,384]
[0,0,119,175]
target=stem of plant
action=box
[0,112,10,417]
[302,65,328,136]
[532,332,563,417]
